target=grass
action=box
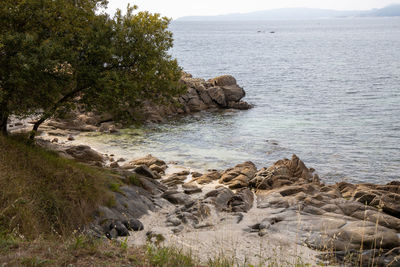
[0,135,114,239]
[146,245,197,267]
[128,174,143,187]
[0,233,244,267]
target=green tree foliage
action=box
[0,0,184,136]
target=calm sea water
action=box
[82,18,400,184]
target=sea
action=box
[80,17,400,184]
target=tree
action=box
[0,0,184,137]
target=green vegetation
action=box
[146,245,197,267]
[128,174,143,187]
[0,135,113,239]
[0,0,185,137]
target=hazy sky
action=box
[106,0,399,19]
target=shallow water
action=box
[81,18,400,184]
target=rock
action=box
[149,164,166,174]
[249,154,313,190]
[136,176,167,195]
[161,190,191,205]
[198,87,215,106]
[123,218,144,231]
[208,75,237,87]
[192,170,221,184]
[182,182,198,189]
[162,173,188,187]
[227,188,254,212]
[172,225,184,234]
[65,145,104,163]
[227,176,249,189]
[222,85,245,102]
[51,138,58,143]
[166,216,182,227]
[133,165,160,179]
[191,172,203,178]
[67,135,75,141]
[176,170,190,176]
[205,187,253,213]
[193,222,214,229]
[187,94,208,112]
[206,87,227,107]
[219,161,257,189]
[45,73,250,127]
[243,155,400,266]
[110,162,119,168]
[228,101,252,110]
[184,187,202,195]
[123,154,166,169]
[112,221,130,237]
[380,193,400,218]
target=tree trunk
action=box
[0,102,9,136]
[29,114,50,141]
[29,86,85,141]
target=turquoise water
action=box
[83,18,400,184]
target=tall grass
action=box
[0,135,112,239]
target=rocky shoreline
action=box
[7,73,400,266]
[33,137,400,266]
[7,73,251,135]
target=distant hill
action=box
[365,4,400,16]
[176,4,400,21]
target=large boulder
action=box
[122,154,166,172]
[219,161,257,189]
[208,75,237,87]
[206,87,227,107]
[191,170,221,185]
[222,85,245,102]
[205,187,254,213]
[65,145,104,163]
[249,154,316,190]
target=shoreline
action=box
[6,72,400,266]
[29,129,400,266]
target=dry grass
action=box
[0,233,238,267]
[0,135,113,239]
[0,234,148,266]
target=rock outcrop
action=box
[32,138,400,266]
[187,154,400,267]
[141,73,252,122]
[31,73,251,133]
[122,154,167,178]
[88,167,170,239]
[149,154,399,266]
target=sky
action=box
[105,0,400,19]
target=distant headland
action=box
[176,4,400,21]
